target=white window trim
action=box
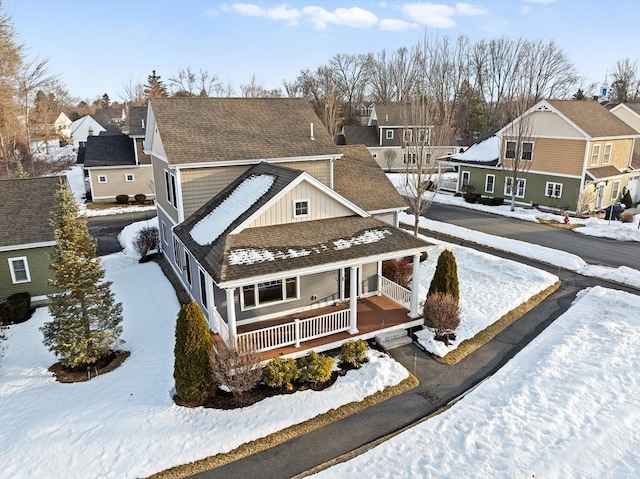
[97,175,107,184]
[386,130,394,140]
[461,171,470,188]
[240,277,299,311]
[184,250,192,285]
[505,140,517,159]
[199,268,208,309]
[521,141,534,161]
[124,173,135,182]
[403,129,412,142]
[173,237,180,267]
[162,221,169,245]
[545,181,563,199]
[8,256,31,284]
[611,180,620,201]
[293,199,310,218]
[590,144,600,166]
[505,140,534,161]
[505,177,527,198]
[602,143,612,165]
[485,174,495,193]
[164,169,172,204]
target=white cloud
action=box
[401,3,457,28]
[520,5,533,14]
[302,6,379,29]
[223,3,301,25]
[227,3,265,17]
[525,0,556,3]
[380,18,416,32]
[266,4,302,23]
[455,2,487,16]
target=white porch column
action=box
[409,253,421,318]
[349,266,359,334]
[225,288,237,346]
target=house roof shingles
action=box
[334,145,407,211]
[84,134,136,167]
[0,176,63,248]
[149,98,341,165]
[547,100,638,138]
[124,107,147,137]
[586,166,623,180]
[341,126,379,147]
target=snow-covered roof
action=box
[445,135,500,165]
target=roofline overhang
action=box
[162,154,344,170]
[216,245,430,289]
[84,163,146,169]
[0,241,55,252]
[585,170,625,181]
[589,134,640,141]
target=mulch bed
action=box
[48,350,130,383]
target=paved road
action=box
[87,211,157,256]
[188,241,639,479]
[425,203,640,270]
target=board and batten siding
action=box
[502,136,586,177]
[0,246,56,302]
[247,181,354,228]
[610,107,640,132]
[504,109,584,139]
[89,165,155,203]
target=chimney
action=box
[310,122,315,140]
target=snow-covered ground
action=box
[388,173,640,243]
[0,221,408,479]
[413,243,557,357]
[312,286,640,478]
[403,213,640,289]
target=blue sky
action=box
[4,0,640,102]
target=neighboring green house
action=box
[0,176,63,306]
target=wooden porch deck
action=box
[235,295,423,361]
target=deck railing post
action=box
[294,318,301,348]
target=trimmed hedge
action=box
[491,197,505,206]
[115,194,130,204]
[0,292,31,324]
[463,193,480,203]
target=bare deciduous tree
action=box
[209,339,262,406]
[423,291,460,346]
[610,58,640,103]
[383,148,397,172]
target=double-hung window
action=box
[505,177,526,198]
[242,277,298,309]
[403,129,412,142]
[505,141,533,161]
[611,180,620,201]
[485,174,495,193]
[8,257,31,283]
[602,144,612,165]
[545,181,563,198]
[590,144,600,166]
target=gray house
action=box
[0,176,63,305]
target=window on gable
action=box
[294,200,309,217]
[546,181,563,198]
[485,174,495,193]
[602,144,612,165]
[241,277,298,310]
[386,130,394,140]
[403,129,412,142]
[125,173,135,182]
[8,257,31,284]
[97,175,107,183]
[590,144,600,166]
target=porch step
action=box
[375,329,413,351]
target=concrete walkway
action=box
[188,245,638,479]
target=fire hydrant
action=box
[563,212,570,224]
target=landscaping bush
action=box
[491,197,505,206]
[297,351,334,384]
[428,249,460,305]
[478,196,493,205]
[340,339,369,369]
[174,302,216,404]
[0,292,31,324]
[463,192,480,203]
[209,339,262,406]
[423,291,460,346]
[382,258,413,288]
[115,194,129,204]
[134,193,147,204]
[621,190,633,208]
[134,226,160,260]
[263,357,299,391]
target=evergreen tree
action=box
[41,182,123,368]
[174,302,215,404]
[427,250,460,305]
[101,93,110,109]
[144,70,169,99]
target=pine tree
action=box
[174,302,215,404]
[427,249,460,305]
[144,70,169,99]
[40,182,123,368]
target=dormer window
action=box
[386,130,394,140]
[294,199,309,218]
[403,129,412,142]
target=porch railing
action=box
[238,309,351,353]
[211,309,230,344]
[378,275,412,309]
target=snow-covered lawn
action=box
[402,213,640,289]
[0,223,408,479]
[413,243,557,357]
[388,173,640,243]
[312,286,640,478]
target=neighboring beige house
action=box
[31,112,73,141]
[0,176,63,306]
[452,100,639,212]
[338,103,458,172]
[609,103,640,203]
[145,97,429,359]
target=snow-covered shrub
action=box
[133,226,159,260]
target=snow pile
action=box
[117,216,160,258]
[312,286,640,478]
[0,221,409,478]
[402,213,640,289]
[413,244,558,357]
[191,174,274,245]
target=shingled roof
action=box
[124,106,147,137]
[149,97,341,165]
[84,134,136,167]
[546,100,638,138]
[0,176,63,248]
[373,103,423,127]
[334,145,407,212]
[341,125,379,147]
